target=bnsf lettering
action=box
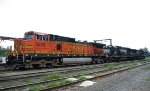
[36,42,45,47]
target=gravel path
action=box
[66,64,150,91]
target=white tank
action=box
[62,58,92,64]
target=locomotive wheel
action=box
[91,58,101,64]
[95,61,98,64]
[32,64,40,69]
[46,63,52,68]
[100,59,105,63]
[58,58,63,65]
[19,66,25,70]
[51,59,58,67]
[90,60,97,64]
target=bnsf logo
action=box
[36,42,45,47]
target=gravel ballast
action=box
[66,64,150,91]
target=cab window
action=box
[36,35,43,40]
[44,35,49,41]
[23,32,35,40]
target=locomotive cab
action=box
[23,31,35,40]
[18,31,36,54]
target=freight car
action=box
[103,46,145,62]
[5,31,145,69]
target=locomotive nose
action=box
[14,39,34,54]
[21,40,34,50]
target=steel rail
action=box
[0,62,139,91]
[0,64,104,81]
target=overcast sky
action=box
[0,0,150,49]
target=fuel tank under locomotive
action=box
[62,58,93,64]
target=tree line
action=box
[140,47,150,57]
[0,46,8,57]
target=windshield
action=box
[23,34,34,40]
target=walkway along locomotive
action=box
[3,31,145,69]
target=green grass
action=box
[48,80,72,88]
[104,64,114,70]
[29,84,44,91]
[29,74,71,91]
[48,81,60,87]
[144,75,150,81]
[78,76,86,80]
[125,63,136,68]
[25,80,33,84]
[43,73,63,81]
[145,57,150,60]
[143,66,150,70]
[60,80,72,85]
[77,72,86,76]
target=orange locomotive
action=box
[7,31,105,69]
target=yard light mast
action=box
[94,39,112,46]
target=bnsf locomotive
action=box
[6,31,145,69]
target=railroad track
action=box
[0,62,126,81]
[0,61,132,82]
[0,63,95,71]
[0,64,75,71]
[0,64,104,81]
[0,64,13,71]
[46,62,150,91]
[0,60,148,91]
